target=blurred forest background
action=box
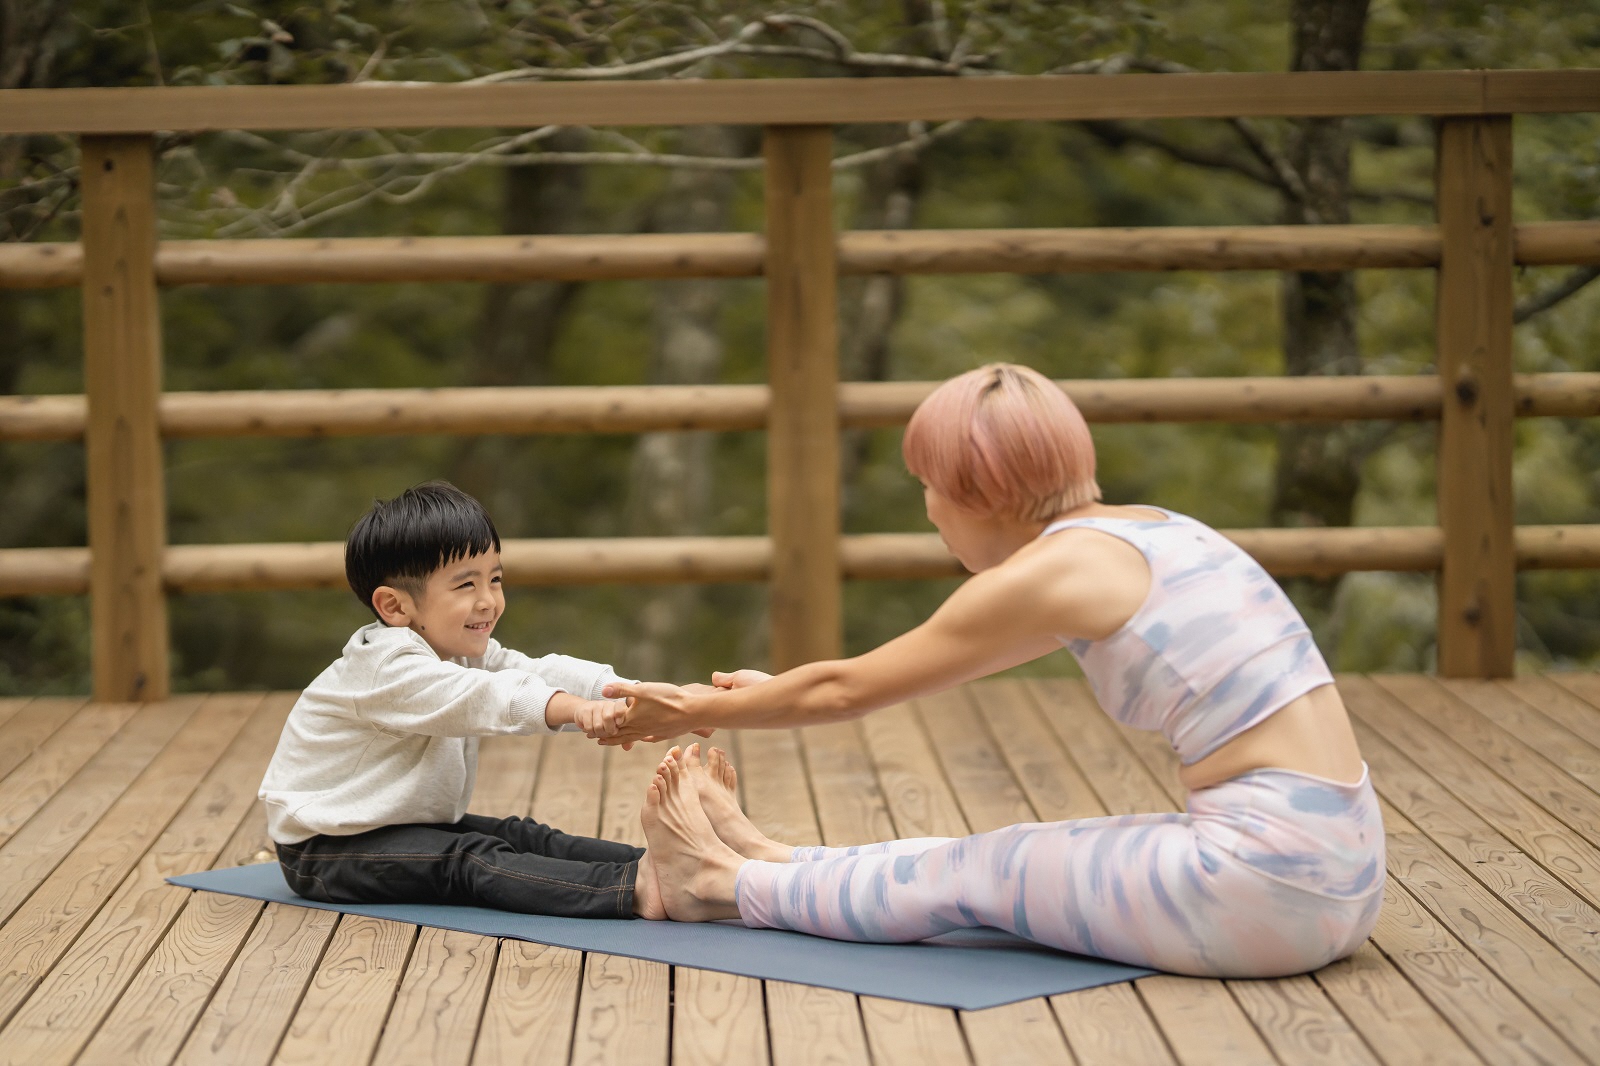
[2,0,1598,695]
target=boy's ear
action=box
[371,585,412,628]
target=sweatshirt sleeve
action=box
[361,643,566,737]
[480,642,630,733]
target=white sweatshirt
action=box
[260,622,624,844]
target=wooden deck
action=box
[2,675,1600,1065]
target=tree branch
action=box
[1515,265,1600,324]
[1080,119,1278,187]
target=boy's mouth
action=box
[466,620,494,632]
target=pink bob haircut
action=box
[903,363,1101,523]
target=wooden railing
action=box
[2,70,1599,700]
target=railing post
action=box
[80,135,169,700]
[763,125,841,670]
[1435,116,1515,678]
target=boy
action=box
[259,481,661,919]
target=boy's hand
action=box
[573,697,628,739]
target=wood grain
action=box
[859,996,971,1066]
[1311,944,1482,1066]
[0,700,141,846]
[916,689,1038,833]
[9,70,1595,137]
[272,915,416,1066]
[1435,116,1516,678]
[171,903,340,1066]
[1441,679,1600,795]
[1135,977,1276,1066]
[471,942,583,1066]
[764,123,840,669]
[0,694,288,1064]
[766,981,872,1066]
[0,697,88,782]
[1507,676,1600,752]
[372,927,497,1066]
[959,998,1073,1066]
[568,953,670,1066]
[1051,983,1176,1066]
[80,135,169,700]
[673,969,770,1066]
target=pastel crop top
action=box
[1043,507,1335,765]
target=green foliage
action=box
[2,1,1599,695]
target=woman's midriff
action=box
[1178,684,1366,792]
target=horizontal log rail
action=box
[3,524,1598,597]
[2,70,1597,136]
[4,221,1599,290]
[5,373,1600,443]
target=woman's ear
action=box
[371,585,412,627]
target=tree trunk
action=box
[449,130,589,527]
[1271,0,1371,644]
[623,126,739,682]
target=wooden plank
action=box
[1434,116,1515,679]
[1548,673,1600,713]
[1025,679,1175,816]
[530,732,606,836]
[568,953,670,1066]
[764,123,840,670]
[0,697,30,731]
[271,915,416,1066]
[1342,676,1600,910]
[859,702,968,839]
[1366,880,1575,1066]
[472,942,583,1066]
[859,996,971,1066]
[80,135,169,701]
[960,998,1074,1066]
[1349,711,1600,1039]
[1376,795,1600,1058]
[169,902,339,1066]
[1049,983,1176,1066]
[600,740,672,847]
[372,928,496,1066]
[0,70,1542,137]
[799,721,897,848]
[1513,676,1600,752]
[0,697,199,925]
[1311,944,1483,1066]
[471,734,544,817]
[767,981,873,1066]
[1136,978,1276,1066]
[731,728,823,848]
[75,890,265,1066]
[672,968,770,1066]
[0,697,89,783]
[0,694,287,1064]
[916,689,1038,833]
[1375,675,1600,849]
[0,700,139,846]
[1443,679,1600,795]
[965,679,1106,822]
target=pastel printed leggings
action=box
[735,767,1386,978]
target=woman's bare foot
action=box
[639,750,744,923]
[632,851,667,920]
[681,743,793,864]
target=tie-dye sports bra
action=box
[1042,507,1334,766]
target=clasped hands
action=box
[573,668,773,748]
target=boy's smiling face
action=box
[372,550,505,660]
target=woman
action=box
[603,363,1384,978]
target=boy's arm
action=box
[362,646,572,737]
[482,642,631,730]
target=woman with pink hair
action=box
[603,363,1382,978]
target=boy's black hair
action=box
[346,481,501,619]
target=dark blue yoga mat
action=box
[169,863,1153,1010]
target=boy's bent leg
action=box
[277,823,639,919]
[456,812,645,865]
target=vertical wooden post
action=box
[764,125,841,670]
[1435,117,1515,679]
[81,135,170,701]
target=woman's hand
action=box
[598,680,715,747]
[712,668,774,689]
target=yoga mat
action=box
[169,863,1154,1010]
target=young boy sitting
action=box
[259,481,662,919]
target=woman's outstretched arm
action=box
[598,542,1111,742]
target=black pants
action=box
[276,813,645,919]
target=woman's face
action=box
[923,484,1003,571]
